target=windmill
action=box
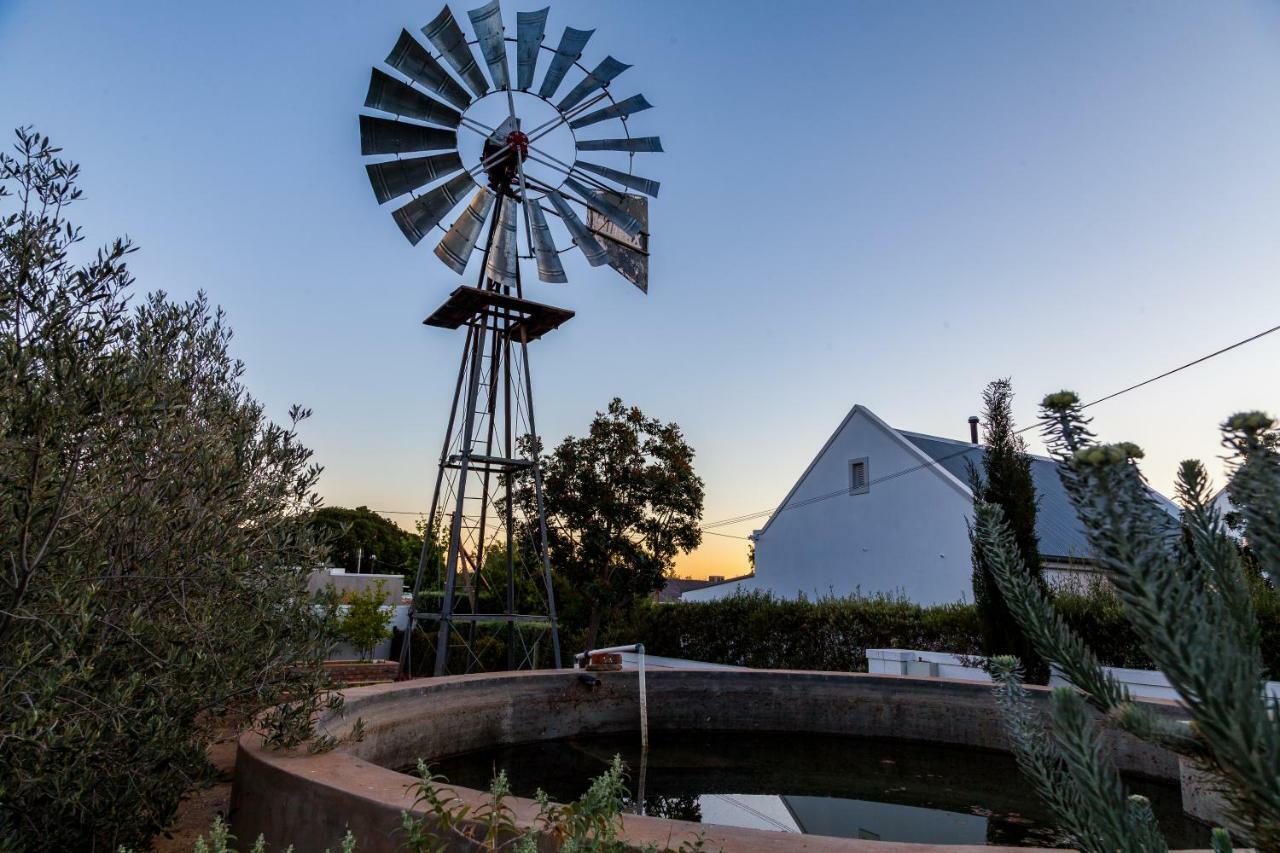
[359,1,661,677]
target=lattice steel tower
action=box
[357,1,660,676]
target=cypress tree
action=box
[969,378,1047,680]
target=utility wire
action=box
[698,321,1280,534]
[365,321,1280,538]
[1078,323,1280,409]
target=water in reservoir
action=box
[427,731,1211,847]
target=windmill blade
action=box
[576,136,663,153]
[360,115,457,155]
[365,153,464,204]
[544,190,607,267]
[385,30,472,111]
[556,56,631,113]
[422,6,490,98]
[484,196,518,287]
[568,94,652,130]
[365,68,463,128]
[564,177,642,238]
[391,171,476,245]
[435,189,494,273]
[573,160,659,198]
[467,0,510,91]
[537,26,593,100]
[525,199,566,283]
[515,8,548,91]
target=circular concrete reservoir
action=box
[231,669,1210,851]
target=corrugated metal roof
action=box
[898,432,1094,561]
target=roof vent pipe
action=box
[968,416,980,444]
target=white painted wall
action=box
[867,648,989,682]
[685,407,975,606]
[871,648,1280,702]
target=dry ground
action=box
[151,732,239,852]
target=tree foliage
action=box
[532,399,704,652]
[585,586,1280,675]
[978,390,1280,850]
[968,378,1047,679]
[309,505,422,575]
[339,579,393,661]
[0,127,340,851]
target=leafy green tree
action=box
[413,511,448,591]
[531,399,704,652]
[968,378,1047,680]
[309,505,422,575]
[339,579,393,660]
[0,127,340,851]
[976,390,1280,850]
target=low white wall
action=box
[866,648,989,682]
[869,648,1280,702]
[1052,664,1280,703]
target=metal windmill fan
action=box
[359,0,660,291]
[358,2,663,678]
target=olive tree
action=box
[0,127,340,851]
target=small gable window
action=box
[849,457,870,495]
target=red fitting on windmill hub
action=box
[506,130,529,159]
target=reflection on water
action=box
[425,731,1210,848]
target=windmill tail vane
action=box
[357,2,662,677]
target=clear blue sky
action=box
[4,1,1280,577]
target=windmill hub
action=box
[479,128,533,194]
[505,129,529,157]
[458,89,575,196]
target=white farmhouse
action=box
[684,404,1176,606]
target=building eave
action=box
[757,404,974,537]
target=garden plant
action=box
[976,391,1280,850]
[0,127,342,851]
[339,579,393,661]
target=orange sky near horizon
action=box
[383,509,753,581]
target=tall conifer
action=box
[969,378,1047,679]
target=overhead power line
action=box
[698,320,1280,534]
[363,322,1280,539]
[1077,323,1280,409]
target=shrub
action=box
[339,580,392,661]
[604,587,1280,675]
[401,756,705,852]
[0,128,340,851]
[405,622,550,676]
[603,592,984,671]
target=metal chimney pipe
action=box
[968,416,980,444]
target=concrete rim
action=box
[231,669,1193,852]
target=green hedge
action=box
[601,589,1280,676]
[602,592,982,672]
